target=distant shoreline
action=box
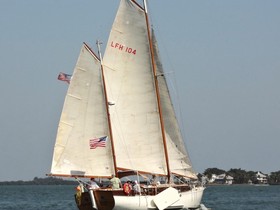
[0,177,76,185]
[206,183,280,186]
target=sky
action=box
[0,0,279,181]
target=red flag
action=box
[58,72,72,84]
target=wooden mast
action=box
[143,0,171,183]
[96,40,118,177]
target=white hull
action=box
[113,186,205,210]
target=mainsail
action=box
[50,44,114,177]
[102,0,167,175]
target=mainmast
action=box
[96,40,118,177]
[143,0,171,183]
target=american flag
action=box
[89,136,107,149]
[58,72,72,84]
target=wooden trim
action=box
[97,41,118,177]
[142,0,171,183]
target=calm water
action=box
[203,185,280,210]
[0,185,279,210]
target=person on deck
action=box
[150,175,157,185]
[110,174,122,189]
[88,178,99,190]
[123,181,133,195]
[133,180,141,194]
[75,184,83,205]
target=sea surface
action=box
[0,184,279,210]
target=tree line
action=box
[0,177,76,185]
[199,168,280,185]
[1,169,280,185]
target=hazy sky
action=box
[0,0,279,181]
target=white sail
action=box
[151,29,197,179]
[102,0,167,175]
[50,44,115,177]
[50,1,205,209]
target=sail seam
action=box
[60,120,74,127]
[77,67,87,71]
[102,64,116,72]
[67,94,82,100]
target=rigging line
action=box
[101,59,124,108]
[102,70,134,169]
[152,23,191,158]
[97,40,118,176]
[102,66,134,169]
[165,74,185,132]
[144,0,171,181]
[147,4,194,172]
[146,0,192,174]
[166,72,193,163]
[146,4,183,121]
[111,110,135,168]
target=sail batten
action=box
[67,94,82,100]
[77,67,87,71]
[59,121,73,127]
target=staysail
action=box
[50,44,114,177]
[102,0,167,175]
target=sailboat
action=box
[49,0,205,209]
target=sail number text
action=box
[110,41,136,55]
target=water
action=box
[0,185,279,210]
[0,185,76,210]
[202,185,280,210]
